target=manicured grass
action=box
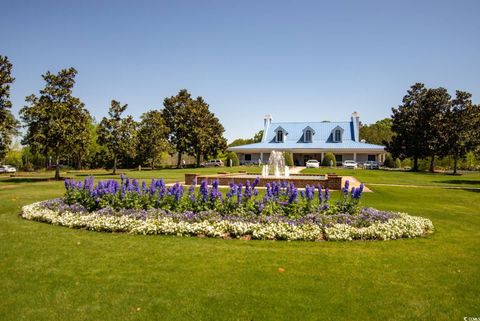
[0,169,479,320]
[302,167,480,187]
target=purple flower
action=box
[317,184,323,203]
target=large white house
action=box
[228,112,386,166]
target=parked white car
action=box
[200,159,224,167]
[0,165,17,173]
[342,160,358,169]
[305,159,320,168]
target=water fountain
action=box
[263,150,289,178]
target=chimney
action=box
[351,111,360,142]
[263,114,272,142]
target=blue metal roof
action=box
[228,141,385,151]
[265,121,354,143]
[228,120,385,152]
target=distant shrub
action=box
[283,152,294,167]
[322,152,336,167]
[225,152,239,167]
[384,154,395,168]
[395,158,402,168]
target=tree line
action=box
[360,83,480,174]
[0,56,227,179]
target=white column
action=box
[260,152,263,164]
[353,153,357,162]
[321,152,324,162]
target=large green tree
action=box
[162,89,192,168]
[163,89,227,168]
[359,118,392,145]
[20,67,91,179]
[98,100,137,174]
[388,83,451,172]
[388,83,429,171]
[443,91,480,174]
[0,55,19,162]
[137,110,170,169]
[186,97,227,166]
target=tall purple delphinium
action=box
[317,184,323,204]
[305,185,315,201]
[288,186,298,204]
[199,180,209,202]
[342,180,350,196]
[236,183,243,203]
[209,180,222,202]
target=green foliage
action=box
[20,67,91,179]
[283,152,294,166]
[322,152,336,167]
[4,143,22,168]
[225,152,239,167]
[388,83,480,173]
[395,158,402,169]
[97,100,138,174]
[187,96,227,166]
[443,91,480,174]
[136,110,170,169]
[384,153,395,168]
[0,55,19,161]
[163,89,227,167]
[229,130,264,147]
[359,118,392,145]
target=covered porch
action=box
[235,150,387,166]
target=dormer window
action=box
[334,130,341,142]
[276,130,284,142]
[305,130,312,142]
[273,126,288,143]
[332,126,344,142]
[302,126,315,143]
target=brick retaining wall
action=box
[185,173,343,190]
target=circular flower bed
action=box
[20,176,434,241]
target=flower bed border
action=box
[21,201,434,241]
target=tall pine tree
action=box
[0,55,19,162]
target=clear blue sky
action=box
[2,0,479,142]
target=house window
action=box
[335,155,343,163]
[334,130,342,142]
[245,154,252,161]
[276,130,284,142]
[305,130,312,143]
[368,155,376,161]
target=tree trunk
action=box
[177,152,182,169]
[196,153,201,168]
[113,155,117,175]
[412,156,418,172]
[453,154,458,175]
[54,156,61,180]
[429,155,435,173]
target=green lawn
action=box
[0,169,479,320]
[302,167,480,187]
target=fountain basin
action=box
[185,172,343,189]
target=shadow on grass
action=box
[0,178,52,183]
[441,180,480,186]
